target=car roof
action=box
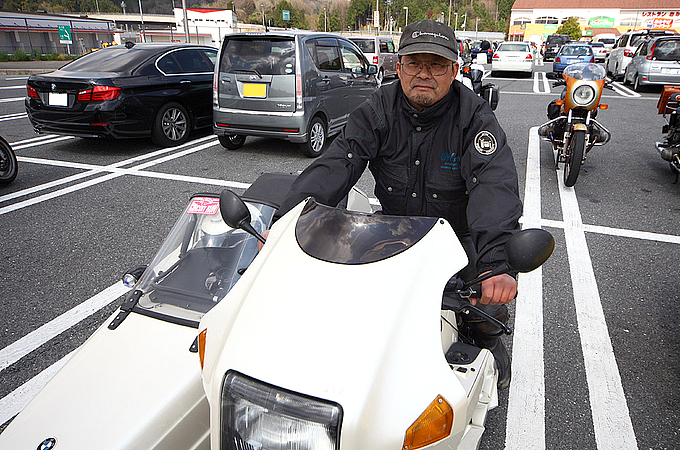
[228,30,346,40]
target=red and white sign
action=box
[652,18,674,29]
[187,197,220,215]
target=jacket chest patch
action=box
[474,130,497,156]
[440,151,460,170]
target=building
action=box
[509,0,680,43]
[0,10,114,55]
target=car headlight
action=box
[221,371,342,450]
[572,85,595,106]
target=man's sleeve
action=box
[461,104,523,272]
[275,100,382,219]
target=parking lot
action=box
[1,60,679,449]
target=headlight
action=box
[572,85,595,106]
[221,371,342,450]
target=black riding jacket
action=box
[278,80,522,272]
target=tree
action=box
[557,17,583,41]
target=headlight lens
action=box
[221,371,342,450]
[572,85,595,106]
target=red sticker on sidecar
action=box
[187,197,220,215]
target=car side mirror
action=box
[546,71,559,80]
[368,64,378,74]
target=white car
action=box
[491,41,533,75]
[606,29,675,79]
[589,41,608,62]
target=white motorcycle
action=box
[198,190,553,449]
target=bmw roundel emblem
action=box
[51,83,56,91]
[38,437,57,450]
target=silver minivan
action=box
[213,31,378,157]
[349,36,398,84]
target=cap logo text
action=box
[411,31,450,41]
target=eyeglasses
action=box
[400,60,452,76]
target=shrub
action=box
[10,49,30,61]
[0,52,9,62]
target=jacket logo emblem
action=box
[474,130,497,156]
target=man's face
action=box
[397,53,459,111]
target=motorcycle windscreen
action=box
[135,195,276,321]
[295,200,437,264]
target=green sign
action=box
[544,24,558,30]
[589,17,615,28]
[282,10,290,21]
[58,25,72,44]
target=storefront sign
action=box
[589,17,615,28]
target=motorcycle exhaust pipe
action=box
[656,142,680,162]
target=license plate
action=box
[505,56,518,61]
[48,92,68,106]
[242,83,266,98]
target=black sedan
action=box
[25,42,218,147]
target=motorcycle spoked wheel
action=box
[563,129,586,187]
[0,137,17,184]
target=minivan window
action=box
[653,39,680,61]
[629,34,647,48]
[386,41,395,53]
[352,39,376,53]
[340,45,364,72]
[316,44,342,71]
[379,41,389,52]
[220,38,295,75]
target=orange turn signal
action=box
[198,329,207,370]
[555,100,564,106]
[599,104,608,109]
[402,395,453,450]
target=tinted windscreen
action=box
[60,47,154,73]
[295,200,436,265]
[498,43,530,52]
[653,40,680,61]
[351,39,375,53]
[221,38,296,75]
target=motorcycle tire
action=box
[0,136,17,184]
[564,129,585,187]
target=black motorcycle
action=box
[0,135,17,185]
[656,88,680,183]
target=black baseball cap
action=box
[398,19,458,61]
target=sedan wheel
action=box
[152,102,190,147]
[634,75,642,92]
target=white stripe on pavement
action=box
[0,282,129,372]
[557,151,638,449]
[505,126,546,449]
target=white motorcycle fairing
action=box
[200,199,499,449]
[0,311,209,449]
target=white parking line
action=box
[556,144,638,449]
[506,126,546,449]
[608,79,640,98]
[0,112,26,122]
[533,71,551,94]
[0,97,25,103]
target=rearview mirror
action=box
[219,189,266,244]
[505,228,555,273]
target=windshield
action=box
[560,46,592,56]
[498,43,530,52]
[220,37,296,75]
[351,39,375,53]
[563,63,606,81]
[295,200,436,264]
[135,195,276,323]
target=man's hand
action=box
[471,272,517,306]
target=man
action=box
[276,19,522,389]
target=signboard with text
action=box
[282,10,290,21]
[589,17,615,28]
[58,25,72,45]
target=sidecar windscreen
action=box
[295,199,437,264]
[135,195,276,321]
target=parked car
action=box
[543,34,571,61]
[213,31,378,158]
[589,41,608,62]
[25,42,217,147]
[553,43,595,73]
[593,33,617,53]
[491,41,533,75]
[349,35,397,84]
[606,29,675,79]
[471,40,493,63]
[623,36,680,91]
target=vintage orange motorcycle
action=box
[538,63,612,187]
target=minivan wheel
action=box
[300,117,327,158]
[152,102,190,147]
[219,134,247,150]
